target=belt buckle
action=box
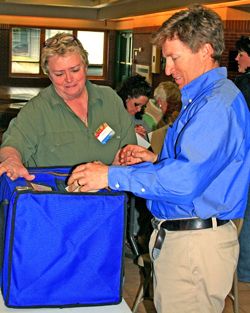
[151,217,164,230]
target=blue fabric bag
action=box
[0,167,126,308]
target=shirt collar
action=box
[48,79,102,107]
[181,67,227,107]
[85,80,102,105]
[48,84,63,106]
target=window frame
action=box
[9,26,108,81]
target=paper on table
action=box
[136,133,151,149]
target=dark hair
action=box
[152,4,224,63]
[235,36,250,56]
[117,74,152,106]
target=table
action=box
[0,297,132,313]
[0,86,41,102]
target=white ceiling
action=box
[0,0,249,20]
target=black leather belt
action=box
[159,218,229,231]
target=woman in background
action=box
[117,75,153,253]
[117,74,152,139]
[235,35,250,109]
[150,81,181,154]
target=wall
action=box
[0,24,116,88]
[131,19,250,90]
[0,5,249,90]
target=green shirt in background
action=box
[1,80,136,167]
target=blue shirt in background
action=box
[109,67,250,220]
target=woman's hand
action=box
[135,125,147,138]
[119,144,158,165]
[0,147,35,181]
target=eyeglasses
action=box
[43,34,80,48]
[134,103,144,107]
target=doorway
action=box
[115,31,133,90]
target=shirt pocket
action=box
[43,132,74,153]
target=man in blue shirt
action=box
[68,4,250,313]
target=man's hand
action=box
[0,147,35,181]
[67,162,109,192]
[119,144,158,165]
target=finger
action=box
[21,169,35,181]
[67,172,83,185]
[24,174,36,181]
[0,166,7,177]
[74,177,83,187]
[7,171,19,181]
[66,183,76,192]
[93,160,103,165]
[72,179,81,192]
[71,164,86,174]
[78,184,93,193]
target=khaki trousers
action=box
[149,221,239,313]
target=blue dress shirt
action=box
[109,68,250,220]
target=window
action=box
[77,31,105,77]
[11,28,40,75]
[10,27,106,79]
[45,29,73,40]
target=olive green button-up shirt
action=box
[1,81,136,167]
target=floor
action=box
[123,256,250,313]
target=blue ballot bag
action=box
[0,167,127,308]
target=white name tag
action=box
[94,122,115,144]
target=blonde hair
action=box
[41,32,89,75]
[154,81,181,103]
[154,81,182,125]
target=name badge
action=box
[94,122,115,144]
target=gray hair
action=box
[153,4,224,62]
[41,32,89,75]
[154,81,181,103]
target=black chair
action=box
[126,194,153,313]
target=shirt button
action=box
[189,99,192,103]
[115,183,120,189]
[141,188,145,192]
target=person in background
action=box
[235,35,250,109]
[154,81,181,128]
[141,98,164,131]
[0,32,136,180]
[67,4,250,313]
[117,74,153,253]
[117,74,152,139]
[150,80,181,154]
[235,35,250,283]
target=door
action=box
[115,31,133,89]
